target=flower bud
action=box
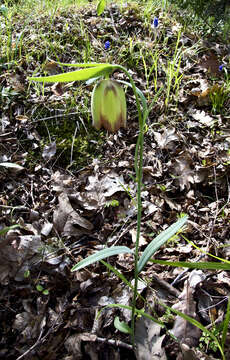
[91,79,127,132]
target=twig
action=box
[16,328,44,360]
[96,336,132,350]
[15,310,65,360]
[70,122,79,165]
[109,8,118,35]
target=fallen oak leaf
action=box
[53,193,93,237]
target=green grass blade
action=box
[98,303,164,326]
[29,64,115,83]
[221,296,230,349]
[151,260,230,271]
[161,302,225,359]
[137,215,188,273]
[100,260,133,290]
[117,80,148,114]
[0,224,20,236]
[183,236,230,264]
[71,246,133,272]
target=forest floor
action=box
[0,1,230,359]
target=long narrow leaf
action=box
[183,236,230,264]
[71,246,133,272]
[98,303,164,326]
[151,259,230,271]
[137,215,188,273]
[0,224,20,236]
[58,62,110,68]
[100,260,133,290]
[117,80,147,113]
[161,302,225,359]
[29,64,116,83]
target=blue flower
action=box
[153,17,158,28]
[105,41,110,50]
[219,64,224,71]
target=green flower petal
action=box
[91,79,127,132]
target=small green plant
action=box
[105,199,119,208]
[23,269,50,295]
[210,66,230,114]
[199,326,220,353]
[0,4,26,68]
[23,270,30,278]
[209,84,228,114]
[164,29,183,109]
[36,284,49,295]
[29,60,188,347]
[0,4,12,65]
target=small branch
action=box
[96,336,132,350]
[16,329,44,360]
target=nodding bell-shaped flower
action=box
[91,79,127,132]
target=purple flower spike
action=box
[153,17,159,28]
[105,41,110,50]
[219,64,224,71]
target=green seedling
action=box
[209,84,228,114]
[200,326,220,353]
[141,48,160,98]
[105,199,119,208]
[0,4,13,66]
[23,270,30,278]
[36,284,49,295]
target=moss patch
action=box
[37,114,105,169]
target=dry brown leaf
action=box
[135,317,166,360]
[53,193,93,237]
[51,82,64,96]
[198,51,221,75]
[130,228,147,246]
[169,153,194,190]
[190,110,215,127]
[154,127,180,150]
[42,141,57,161]
[74,171,126,210]
[171,271,204,348]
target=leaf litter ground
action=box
[0,2,230,359]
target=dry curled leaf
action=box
[135,317,166,360]
[53,192,93,237]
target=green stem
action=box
[116,65,146,348]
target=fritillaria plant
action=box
[29,60,188,347]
